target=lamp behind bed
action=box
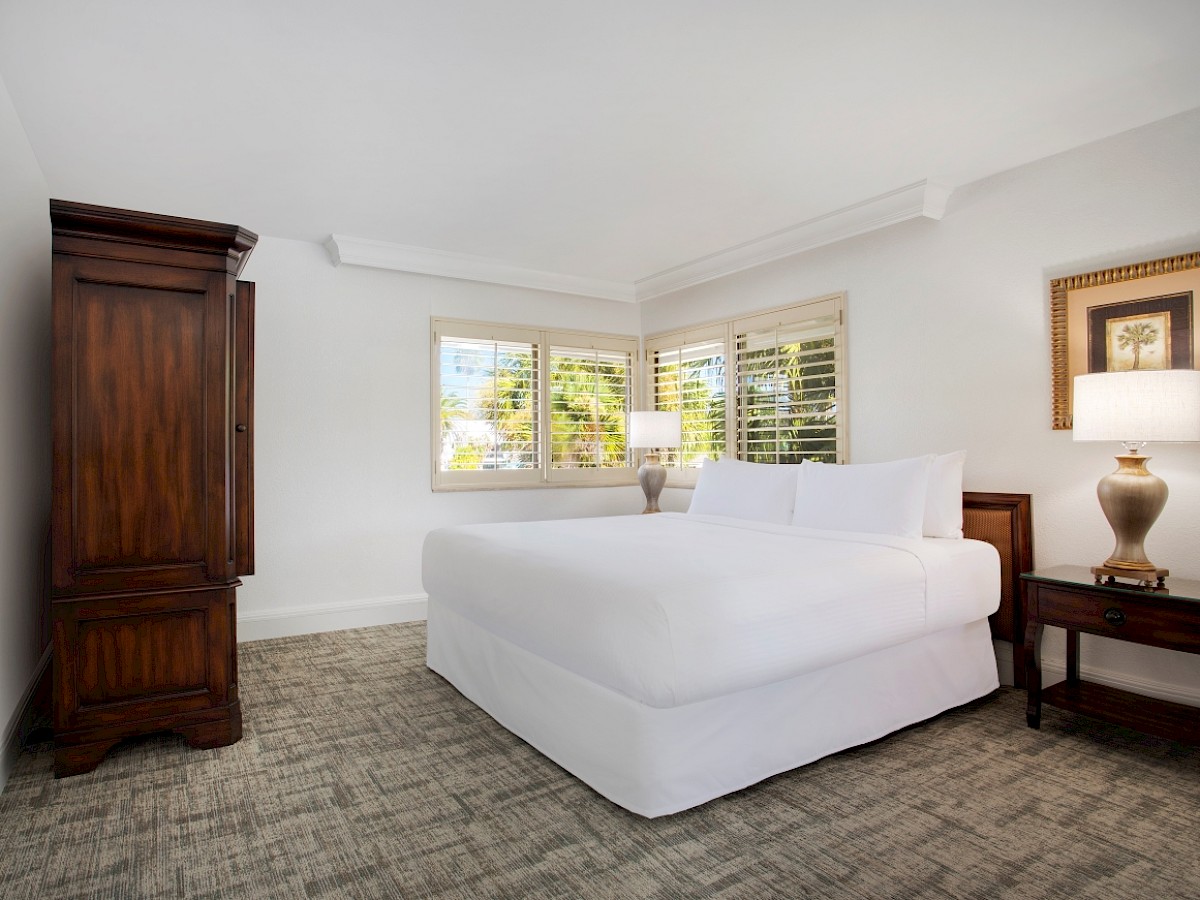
[629,411,682,514]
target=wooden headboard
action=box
[963,492,1033,658]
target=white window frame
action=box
[431,317,640,491]
[644,292,848,487]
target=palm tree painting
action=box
[1117,321,1158,369]
[1106,312,1170,371]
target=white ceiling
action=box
[3,0,1200,289]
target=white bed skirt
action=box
[426,603,999,818]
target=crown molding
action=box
[324,180,951,304]
[324,235,637,303]
[633,180,952,301]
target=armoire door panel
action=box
[72,282,207,570]
[202,274,238,584]
[234,280,255,576]
[75,609,209,705]
[52,586,236,733]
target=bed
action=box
[424,457,1032,818]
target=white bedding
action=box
[427,605,999,817]
[422,513,1000,708]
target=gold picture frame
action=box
[1050,250,1200,429]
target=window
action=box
[646,324,727,470]
[548,342,632,472]
[734,299,842,465]
[645,293,846,483]
[437,329,540,479]
[432,319,638,489]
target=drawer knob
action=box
[1104,607,1127,627]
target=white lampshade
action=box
[1073,370,1200,443]
[629,410,682,448]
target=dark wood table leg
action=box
[1025,619,1043,729]
[1065,628,1080,685]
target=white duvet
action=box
[422,513,999,709]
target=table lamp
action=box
[1073,369,1200,585]
[629,411,682,514]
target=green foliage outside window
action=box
[740,336,837,464]
[439,338,632,473]
[652,351,726,468]
[549,351,630,468]
[440,341,538,471]
[652,330,837,468]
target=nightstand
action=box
[1022,566,1200,743]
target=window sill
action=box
[432,473,640,492]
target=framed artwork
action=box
[1049,251,1200,429]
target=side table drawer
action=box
[1034,586,1200,653]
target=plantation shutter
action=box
[646,325,727,470]
[432,322,542,488]
[733,295,845,464]
[547,336,635,474]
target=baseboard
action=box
[237,593,428,642]
[1,645,52,795]
[993,640,1014,687]
[992,638,1200,707]
[1039,656,1200,708]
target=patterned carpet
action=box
[1,623,1198,899]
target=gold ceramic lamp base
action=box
[1072,369,1200,588]
[1093,452,1167,580]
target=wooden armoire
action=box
[49,200,257,777]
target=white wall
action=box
[236,109,1200,702]
[642,107,1200,703]
[0,74,51,786]
[236,239,644,638]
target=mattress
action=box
[422,513,1000,708]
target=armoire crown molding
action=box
[324,180,952,303]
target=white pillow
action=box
[791,455,934,538]
[687,457,798,524]
[924,451,966,539]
